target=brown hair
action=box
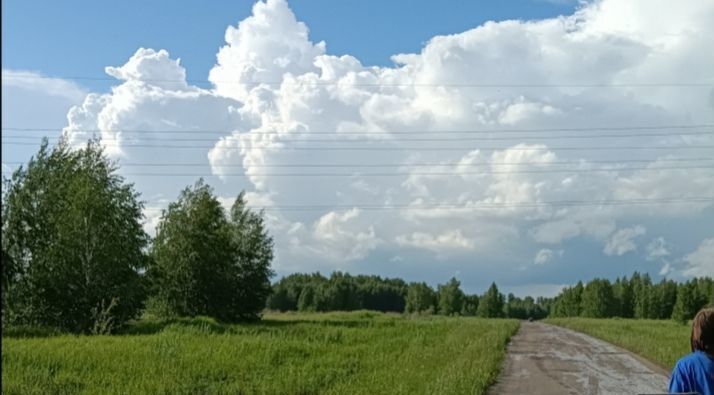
[691,308,714,354]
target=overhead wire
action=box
[4,130,713,143]
[6,74,713,87]
[3,157,712,168]
[136,197,714,212]
[3,123,713,135]
[3,165,710,178]
[4,141,712,151]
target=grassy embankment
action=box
[3,311,518,394]
[546,318,690,369]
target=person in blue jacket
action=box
[669,307,714,395]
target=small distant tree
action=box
[634,273,654,319]
[461,294,479,316]
[297,287,317,312]
[671,282,699,323]
[477,282,504,318]
[405,282,437,314]
[553,281,584,317]
[657,279,678,319]
[437,277,465,316]
[613,276,634,318]
[580,279,615,318]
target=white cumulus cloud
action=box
[683,238,714,277]
[603,225,646,256]
[45,0,714,280]
[534,248,563,265]
[646,237,670,261]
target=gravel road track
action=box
[489,322,670,395]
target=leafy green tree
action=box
[3,139,147,332]
[613,276,634,318]
[149,180,273,321]
[324,272,361,311]
[656,279,678,319]
[268,272,326,311]
[461,294,479,316]
[672,281,700,323]
[581,279,615,318]
[551,281,583,317]
[405,282,437,314]
[228,192,274,320]
[354,275,407,312]
[694,278,714,308]
[504,294,548,320]
[266,286,292,312]
[149,180,233,319]
[634,273,655,319]
[437,277,465,315]
[477,282,504,318]
[268,272,406,313]
[297,286,317,312]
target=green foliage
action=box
[671,281,700,323]
[551,281,583,317]
[2,139,147,333]
[3,312,519,395]
[228,191,275,319]
[148,181,274,322]
[437,277,465,316]
[634,273,656,319]
[461,294,480,316]
[612,277,634,318]
[405,282,437,314]
[269,272,407,313]
[550,273,712,321]
[504,295,548,320]
[477,283,504,318]
[547,318,689,369]
[657,279,678,319]
[580,279,615,318]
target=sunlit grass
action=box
[3,312,518,394]
[546,317,690,369]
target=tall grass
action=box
[546,318,690,370]
[3,312,518,394]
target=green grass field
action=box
[546,318,690,369]
[3,312,518,395]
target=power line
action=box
[4,158,711,168]
[4,131,712,143]
[3,166,713,178]
[138,197,714,212]
[4,124,713,135]
[3,141,711,151]
[6,74,713,87]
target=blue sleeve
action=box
[668,362,691,394]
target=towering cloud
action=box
[57,0,714,285]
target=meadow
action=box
[546,317,690,369]
[3,311,518,395]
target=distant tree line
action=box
[267,272,407,312]
[267,274,549,320]
[266,271,712,322]
[550,273,713,322]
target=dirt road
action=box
[489,322,670,395]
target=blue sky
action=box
[3,1,576,91]
[2,0,713,296]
